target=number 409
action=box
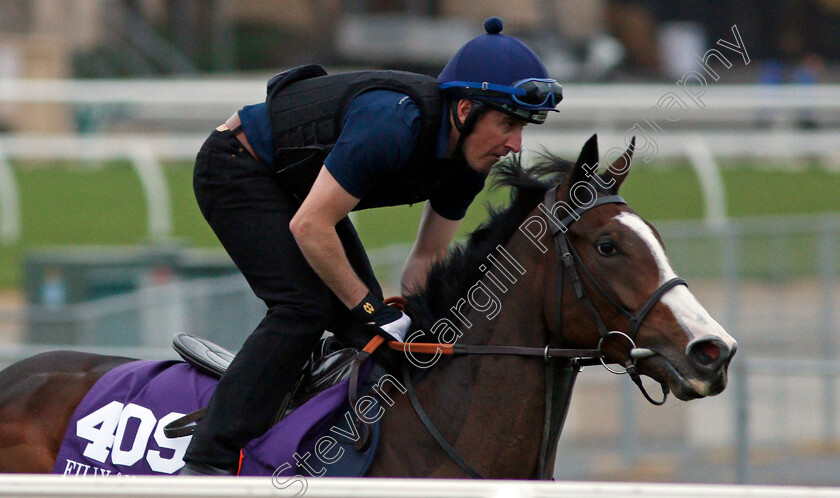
[76,400,189,474]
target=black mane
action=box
[406,152,575,332]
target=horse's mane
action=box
[405,152,575,332]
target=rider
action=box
[182,16,562,475]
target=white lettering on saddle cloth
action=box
[67,400,190,476]
[62,458,132,477]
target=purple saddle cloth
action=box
[52,359,380,477]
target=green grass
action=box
[163,162,220,247]
[723,161,840,217]
[2,158,840,289]
[19,161,146,244]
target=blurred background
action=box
[0,0,839,487]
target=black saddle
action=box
[172,334,235,378]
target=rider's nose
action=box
[506,130,522,153]
[686,338,735,372]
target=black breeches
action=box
[185,129,381,467]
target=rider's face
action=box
[452,101,526,174]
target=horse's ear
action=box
[601,136,635,194]
[565,133,599,190]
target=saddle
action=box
[165,333,361,437]
[172,334,234,378]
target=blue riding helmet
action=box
[438,17,562,125]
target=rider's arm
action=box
[291,165,412,341]
[400,166,487,295]
[401,202,462,296]
[290,166,368,309]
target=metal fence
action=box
[20,273,263,352]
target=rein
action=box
[388,340,600,361]
[380,296,596,364]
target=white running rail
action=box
[0,475,836,497]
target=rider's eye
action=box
[596,241,617,256]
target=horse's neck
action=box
[458,236,549,348]
[399,236,550,478]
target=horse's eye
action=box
[596,241,617,256]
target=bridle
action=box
[355,182,688,479]
[541,183,687,406]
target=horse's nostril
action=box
[688,340,729,371]
[697,341,720,360]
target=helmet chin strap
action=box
[449,99,488,159]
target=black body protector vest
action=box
[267,65,469,210]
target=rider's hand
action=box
[351,292,412,342]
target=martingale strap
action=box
[383,336,599,480]
[365,332,599,479]
[402,362,483,479]
[537,359,580,479]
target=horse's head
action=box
[541,135,737,401]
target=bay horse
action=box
[0,135,736,478]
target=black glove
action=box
[350,292,411,342]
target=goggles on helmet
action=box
[440,78,563,110]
